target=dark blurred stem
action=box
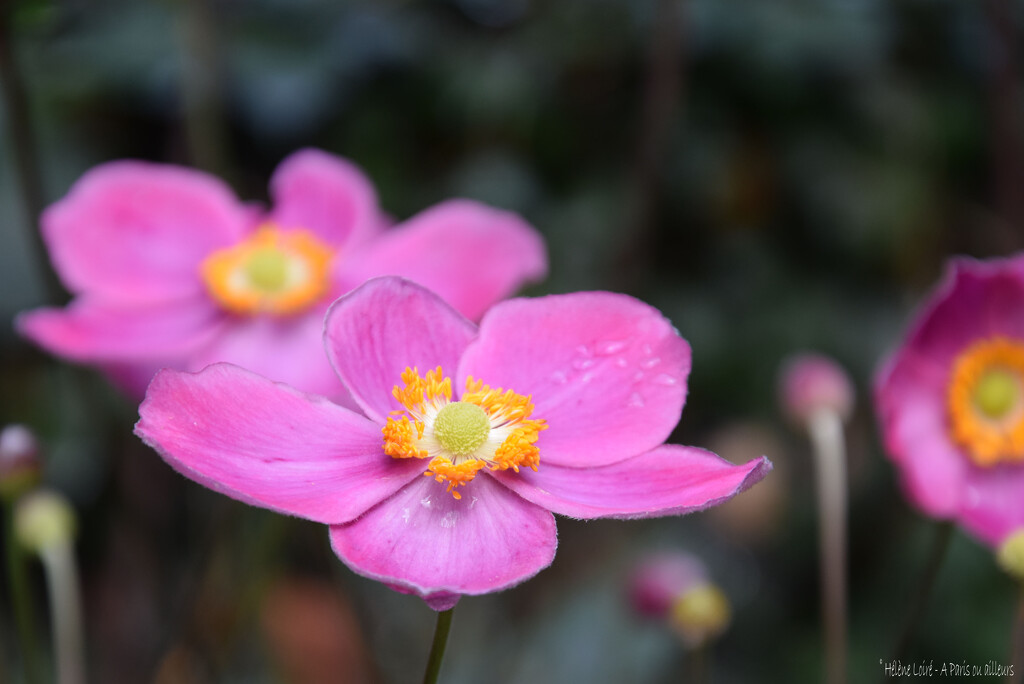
[890,521,954,667]
[617,0,685,292]
[5,502,42,684]
[421,607,454,684]
[982,0,1024,237]
[808,409,847,684]
[0,6,63,304]
[177,0,230,179]
[688,642,709,684]
[1012,585,1024,683]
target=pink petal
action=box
[328,474,557,606]
[187,307,346,401]
[337,199,547,321]
[324,278,477,423]
[457,292,691,467]
[135,364,422,524]
[959,465,1024,547]
[17,297,226,362]
[42,161,248,303]
[268,149,381,250]
[491,446,771,519]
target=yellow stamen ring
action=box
[382,366,547,499]
[947,337,1024,467]
[201,225,335,315]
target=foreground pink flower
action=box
[876,257,1024,546]
[18,150,546,399]
[135,277,771,609]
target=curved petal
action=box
[958,465,1024,547]
[16,297,226,362]
[328,474,557,605]
[268,149,381,250]
[491,446,771,520]
[187,307,346,402]
[42,161,248,302]
[324,278,477,423]
[337,199,547,321]
[135,364,422,524]
[457,292,690,468]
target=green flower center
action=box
[974,368,1019,420]
[433,402,490,456]
[244,247,289,293]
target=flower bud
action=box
[628,552,707,619]
[0,424,42,502]
[669,583,731,647]
[778,353,854,425]
[15,490,76,553]
[997,529,1024,582]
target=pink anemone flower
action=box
[17,149,546,401]
[135,277,771,610]
[876,257,1024,546]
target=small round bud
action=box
[669,583,731,647]
[628,552,708,619]
[778,353,854,425]
[997,529,1024,582]
[15,490,77,553]
[0,424,42,501]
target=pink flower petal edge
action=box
[329,474,557,608]
[135,363,423,525]
[492,445,771,520]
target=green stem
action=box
[421,607,455,684]
[890,520,954,666]
[1011,585,1024,683]
[5,502,42,684]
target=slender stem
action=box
[177,0,230,178]
[890,521,954,667]
[688,641,709,684]
[5,502,42,684]
[39,543,84,684]
[1011,585,1024,683]
[808,408,848,684]
[421,607,455,684]
[0,5,63,303]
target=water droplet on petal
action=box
[642,344,654,356]
[615,357,629,368]
[581,372,594,384]
[641,357,661,369]
[551,370,568,385]
[402,508,411,523]
[575,344,593,357]
[627,392,645,408]
[573,358,596,371]
[441,511,459,528]
[597,340,627,355]
[420,496,432,509]
[653,373,677,386]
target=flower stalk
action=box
[422,607,454,684]
[808,406,848,684]
[890,521,953,666]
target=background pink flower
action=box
[876,257,1024,547]
[135,277,771,610]
[18,149,547,401]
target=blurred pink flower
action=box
[18,150,546,400]
[135,277,771,610]
[876,257,1024,546]
[628,551,708,618]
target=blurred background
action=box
[2,0,1023,681]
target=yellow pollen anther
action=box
[948,337,1024,467]
[381,367,547,498]
[201,225,334,316]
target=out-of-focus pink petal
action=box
[135,364,421,524]
[458,292,690,468]
[17,298,226,362]
[960,466,1024,546]
[269,149,381,250]
[328,474,556,606]
[324,278,477,423]
[42,161,248,303]
[337,199,547,321]
[492,446,771,520]
[188,307,345,401]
